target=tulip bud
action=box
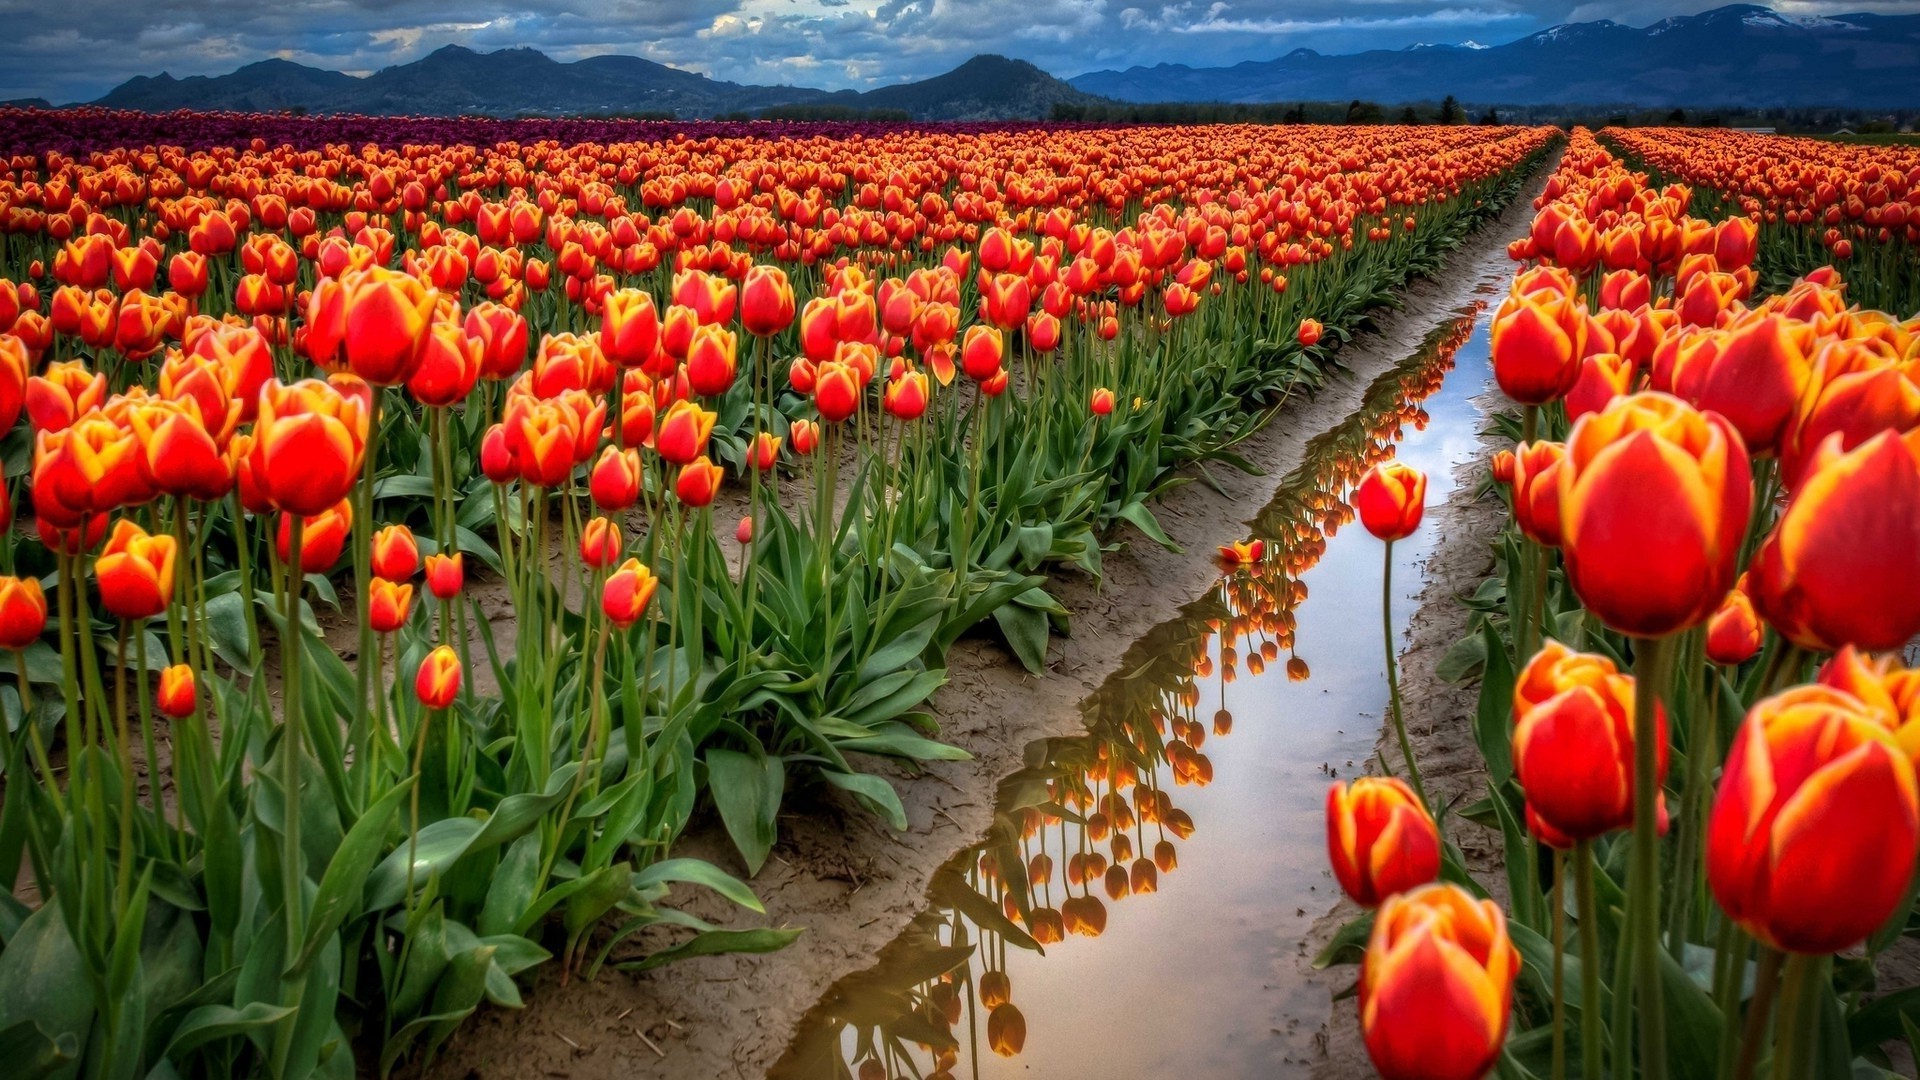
[1360,883,1519,1080]
[372,524,420,583]
[156,664,196,719]
[95,519,177,621]
[0,576,47,650]
[1709,686,1920,953]
[1705,589,1762,666]
[675,456,723,508]
[580,516,624,570]
[740,265,796,337]
[1298,318,1323,347]
[1326,777,1441,907]
[276,500,352,574]
[601,558,658,629]
[415,645,462,709]
[1512,641,1667,843]
[589,446,643,511]
[1560,393,1751,637]
[1355,461,1425,541]
[425,552,464,599]
[368,578,414,634]
[1491,292,1586,406]
[1090,387,1115,416]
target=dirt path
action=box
[425,169,1552,1080]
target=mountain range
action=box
[1072,5,1920,111]
[84,5,1920,119]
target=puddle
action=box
[771,302,1494,1080]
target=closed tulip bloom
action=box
[1559,392,1751,637]
[1512,641,1667,843]
[1326,777,1441,907]
[465,301,530,380]
[601,558,658,629]
[789,419,820,456]
[131,402,230,502]
[1709,686,1920,954]
[479,423,517,484]
[156,664,196,719]
[0,576,47,650]
[277,500,352,574]
[685,323,738,397]
[960,325,1003,382]
[425,552,464,600]
[746,432,781,472]
[371,524,419,582]
[675,456,723,507]
[1355,461,1425,541]
[95,518,177,620]
[1298,318,1323,347]
[323,267,438,386]
[1781,341,1920,488]
[580,516,624,569]
[1668,314,1812,456]
[883,371,928,421]
[589,446,643,511]
[740,265,796,336]
[813,360,862,423]
[599,289,660,367]
[1510,440,1567,547]
[1705,589,1763,666]
[653,400,716,466]
[1360,883,1519,1080]
[415,645,461,710]
[406,322,482,408]
[1750,430,1920,652]
[1565,352,1635,424]
[251,377,371,516]
[368,578,414,634]
[986,1003,1026,1057]
[1090,387,1115,416]
[1491,291,1586,405]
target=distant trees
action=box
[1439,95,1460,124]
[1347,99,1384,123]
[1399,105,1421,124]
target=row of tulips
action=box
[1602,127,1920,317]
[1322,129,1920,1080]
[0,119,1554,1080]
[781,308,1478,1080]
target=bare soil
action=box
[424,178,1551,1080]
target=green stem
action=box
[1575,841,1605,1080]
[1732,947,1785,1080]
[1552,846,1567,1080]
[1382,539,1426,805]
[1631,633,1670,1080]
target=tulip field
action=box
[0,104,1917,1080]
[1321,126,1920,1080]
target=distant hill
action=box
[1068,5,1920,110]
[93,47,1101,121]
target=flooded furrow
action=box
[770,296,1500,1080]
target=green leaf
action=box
[616,928,802,974]
[1473,621,1515,785]
[479,834,543,938]
[632,858,767,914]
[163,1003,296,1060]
[1312,912,1375,969]
[288,778,414,978]
[821,769,908,831]
[992,602,1050,675]
[705,750,784,876]
[1116,500,1181,552]
[1436,632,1488,683]
[0,1020,77,1080]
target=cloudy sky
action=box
[4,0,1917,103]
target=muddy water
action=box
[770,301,1497,1080]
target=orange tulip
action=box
[1512,641,1667,844]
[1325,777,1441,907]
[1708,686,1920,954]
[675,456,723,507]
[813,360,862,423]
[415,644,461,709]
[1491,291,1586,405]
[653,400,716,465]
[371,524,419,582]
[406,321,482,408]
[579,516,624,570]
[1090,387,1115,416]
[588,446,643,511]
[250,377,371,516]
[307,267,437,385]
[601,558,658,629]
[156,664,196,719]
[368,578,414,634]
[1559,392,1750,637]
[789,419,820,456]
[685,324,738,398]
[1218,538,1264,565]
[95,518,177,620]
[1565,352,1634,424]
[0,576,47,650]
[960,324,1003,381]
[1355,461,1425,541]
[465,301,529,380]
[1705,589,1763,666]
[425,552,464,600]
[746,432,781,472]
[1360,883,1519,1080]
[1667,314,1812,456]
[1750,429,1920,652]
[883,371,928,421]
[986,1003,1026,1057]
[1510,440,1566,547]
[740,265,796,336]
[131,401,230,502]
[1298,318,1323,347]
[276,499,352,574]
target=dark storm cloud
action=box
[3,0,1917,103]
